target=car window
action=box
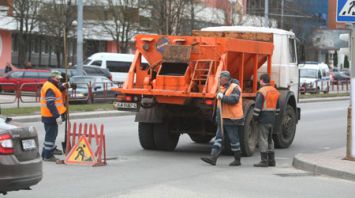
[71,69,83,76]
[106,61,131,73]
[23,71,38,78]
[288,38,297,63]
[83,58,92,65]
[83,67,96,74]
[10,71,24,78]
[38,72,50,79]
[91,61,102,66]
[300,69,318,78]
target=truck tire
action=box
[153,123,179,151]
[189,134,213,144]
[138,122,156,150]
[273,105,297,148]
[239,105,257,157]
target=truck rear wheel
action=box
[153,123,179,151]
[240,105,258,156]
[273,105,297,148]
[189,134,213,144]
[138,122,156,150]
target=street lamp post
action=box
[264,0,269,27]
[77,0,83,70]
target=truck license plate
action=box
[116,102,138,110]
[22,139,36,150]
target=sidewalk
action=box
[293,147,355,182]
[12,110,134,122]
[298,96,349,103]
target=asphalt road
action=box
[6,100,355,198]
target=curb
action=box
[12,111,135,123]
[298,96,349,103]
[293,151,355,182]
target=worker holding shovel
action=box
[201,71,244,166]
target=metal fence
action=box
[0,82,118,108]
[299,80,350,95]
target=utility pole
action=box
[281,0,284,29]
[76,0,83,69]
[264,0,269,27]
[351,24,355,158]
[63,0,71,69]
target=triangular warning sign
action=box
[65,136,96,166]
[339,0,355,16]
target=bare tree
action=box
[142,0,190,35]
[6,0,41,66]
[94,0,140,53]
[38,0,75,67]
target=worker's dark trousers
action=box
[257,123,274,153]
[212,125,241,152]
[42,123,58,158]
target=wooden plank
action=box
[192,30,273,42]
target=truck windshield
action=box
[300,69,318,78]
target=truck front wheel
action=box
[273,105,297,148]
[239,106,258,156]
[153,123,180,151]
[138,122,156,150]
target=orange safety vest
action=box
[258,85,280,111]
[40,81,67,117]
[220,83,243,119]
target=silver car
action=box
[0,116,42,195]
[69,76,118,103]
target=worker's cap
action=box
[51,70,63,80]
[220,71,231,80]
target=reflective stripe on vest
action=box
[220,83,243,119]
[258,85,280,111]
[40,81,67,117]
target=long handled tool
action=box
[62,20,70,154]
[217,78,224,142]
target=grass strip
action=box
[2,103,114,116]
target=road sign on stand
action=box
[65,135,96,166]
[337,0,355,22]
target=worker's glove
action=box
[56,117,63,125]
[216,92,224,100]
[62,82,71,88]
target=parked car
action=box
[50,68,87,79]
[83,53,149,82]
[0,69,50,92]
[73,65,112,81]
[68,76,118,103]
[298,62,330,94]
[0,116,42,195]
[330,71,350,85]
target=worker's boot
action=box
[254,152,268,167]
[229,150,241,166]
[267,151,276,167]
[201,148,221,166]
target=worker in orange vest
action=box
[201,71,244,166]
[253,73,280,167]
[40,71,67,162]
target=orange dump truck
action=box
[113,27,300,156]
